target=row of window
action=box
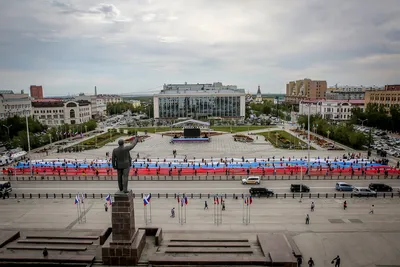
[370,95,400,101]
[4,104,31,109]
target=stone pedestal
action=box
[102,191,146,266]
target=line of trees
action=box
[0,116,97,151]
[350,103,400,132]
[247,101,292,121]
[106,102,154,118]
[297,115,368,150]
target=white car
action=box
[353,187,377,197]
[242,176,260,185]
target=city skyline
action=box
[0,0,399,95]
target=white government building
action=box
[0,90,32,119]
[153,82,246,120]
[299,99,364,121]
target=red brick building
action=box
[30,85,43,99]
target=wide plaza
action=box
[42,128,365,161]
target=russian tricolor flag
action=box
[74,195,79,204]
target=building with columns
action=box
[299,99,364,121]
[153,82,246,119]
[32,99,91,126]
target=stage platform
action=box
[172,137,210,143]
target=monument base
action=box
[101,191,146,266]
[102,230,146,266]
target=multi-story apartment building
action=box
[285,79,327,103]
[153,82,246,119]
[364,85,400,112]
[32,99,92,126]
[0,90,32,119]
[299,99,364,121]
[29,85,44,99]
[326,86,368,100]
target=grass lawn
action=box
[75,132,125,149]
[258,130,312,150]
[212,125,275,133]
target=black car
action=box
[249,187,274,197]
[368,183,392,192]
[290,184,310,192]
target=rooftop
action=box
[300,99,364,105]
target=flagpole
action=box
[144,204,147,225]
[76,197,80,223]
[242,198,245,224]
[149,196,152,224]
[81,193,87,223]
[249,198,251,224]
[78,195,83,224]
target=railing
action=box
[6,192,400,200]
[1,174,399,182]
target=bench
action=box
[165,247,254,254]
[0,254,95,263]
[284,234,302,258]
[18,239,93,245]
[169,239,249,242]
[167,242,251,247]
[7,245,87,251]
[26,235,98,240]
[149,255,267,265]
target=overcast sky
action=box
[0,0,399,96]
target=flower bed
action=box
[233,134,254,143]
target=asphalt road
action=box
[10,179,400,194]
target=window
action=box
[70,109,75,118]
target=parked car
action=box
[242,176,260,185]
[335,182,353,191]
[368,183,393,192]
[249,187,274,197]
[353,187,377,197]
[290,184,310,192]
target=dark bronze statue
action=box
[112,135,139,193]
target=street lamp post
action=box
[327,130,331,140]
[358,118,368,127]
[2,124,12,143]
[25,115,33,177]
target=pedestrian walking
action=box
[305,214,310,224]
[331,255,341,267]
[343,201,347,210]
[170,207,175,218]
[307,257,314,267]
[204,201,208,210]
[369,204,374,214]
[222,201,226,211]
[310,202,315,212]
[104,202,108,212]
[297,256,303,267]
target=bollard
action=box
[284,193,286,198]
[300,193,303,199]
[241,193,244,199]
[30,193,32,199]
[334,193,336,198]
[46,193,48,199]
[61,193,63,198]
[225,193,227,198]
[174,193,177,199]
[351,194,353,198]
[191,193,193,199]
[383,193,385,198]
[391,193,394,198]
[14,193,17,198]
[158,193,160,198]
[166,193,168,198]
[292,193,294,199]
[208,193,210,199]
[22,193,24,199]
[233,193,235,199]
[317,193,320,198]
[342,193,344,198]
[141,193,144,198]
[100,193,103,198]
[54,193,56,198]
[38,193,41,198]
[309,193,311,198]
